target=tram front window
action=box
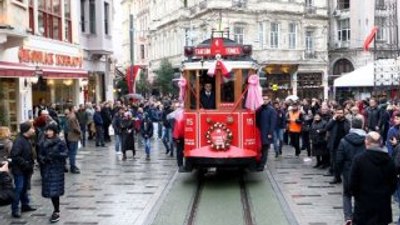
[221,79,235,103]
[200,82,216,109]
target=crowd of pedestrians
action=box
[257,96,400,225]
[0,95,185,223]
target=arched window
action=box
[333,58,354,75]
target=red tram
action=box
[179,31,263,171]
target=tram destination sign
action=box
[194,46,242,57]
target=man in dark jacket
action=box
[349,131,397,225]
[101,103,113,142]
[94,106,105,147]
[273,101,286,157]
[0,161,14,206]
[326,106,350,184]
[256,96,277,171]
[200,82,216,109]
[77,104,89,147]
[336,118,366,224]
[10,121,36,218]
[112,107,124,155]
[365,98,382,132]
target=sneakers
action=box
[344,220,352,225]
[11,213,21,218]
[21,205,37,212]
[50,212,60,223]
[122,155,127,161]
[116,151,122,155]
[70,166,81,174]
[145,155,150,160]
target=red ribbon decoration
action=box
[363,26,378,51]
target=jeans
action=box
[273,129,284,153]
[289,132,300,156]
[162,127,173,154]
[96,125,105,146]
[157,122,162,138]
[342,175,352,220]
[11,174,30,214]
[176,139,184,167]
[80,125,86,147]
[143,138,151,155]
[115,134,122,153]
[68,141,78,168]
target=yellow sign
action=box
[272,84,279,91]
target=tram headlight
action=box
[184,46,194,57]
[242,45,252,56]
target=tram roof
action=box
[182,59,258,71]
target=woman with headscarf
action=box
[38,124,68,223]
[121,111,135,160]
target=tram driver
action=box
[200,82,216,109]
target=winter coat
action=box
[121,119,135,152]
[38,137,68,198]
[385,125,399,156]
[141,119,154,139]
[325,118,350,151]
[256,104,277,145]
[77,109,89,128]
[275,109,286,130]
[349,149,397,225]
[336,129,366,179]
[67,114,81,142]
[0,138,12,161]
[101,107,112,126]
[0,171,15,206]
[10,134,34,176]
[93,111,104,126]
[112,114,124,135]
[365,106,382,131]
[200,91,216,109]
[310,120,327,156]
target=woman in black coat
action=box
[38,124,68,223]
[121,112,135,160]
[310,113,327,168]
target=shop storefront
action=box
[0,37,88,131]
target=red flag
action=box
[126,65,141,93]
[363,26,378,51]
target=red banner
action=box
[363,26,378,51]
[126,65,141,93]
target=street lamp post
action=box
[130,12,135,93]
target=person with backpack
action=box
[335,118,366,225]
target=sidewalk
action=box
[0,137,178,225]
[267,145,400,225]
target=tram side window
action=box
[221,75,235,103]
[200,72,216,109]
[189,71,197,110]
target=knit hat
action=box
[19,121,33,134]
[45,123,59,134]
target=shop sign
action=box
[18,47,83,68]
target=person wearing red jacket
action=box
[173,112,185,172]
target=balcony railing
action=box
[305,6,316,14]
[304,50,316,59]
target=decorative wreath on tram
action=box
[206,122,233,150]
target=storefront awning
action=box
[0,61,35,77]
[0,61,88,79]
[41,67,88,79]
[334,63,374,87]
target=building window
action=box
[305,0,313,7]
[337,0,350,10]
[81,0,86,32]
[258,22,264,49]
[338,19,350,42]
[89,0,96,34]
[64,0,72,42]
[29,0,34,33]
[305,31,314,51]
[376,17,386,41]
[333,58,354,75]
[288,23,297,49]
[37,0,62,41]
[270,22,279,48]
[234,25,244,44]
[104,2,110,35]
[140,44,145,59]
[376,0,386,10]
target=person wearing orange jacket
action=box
[287,103,303,157]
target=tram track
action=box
[185,170,256,225]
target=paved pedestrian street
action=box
[1,139,400,225]
[0,138,177,225]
